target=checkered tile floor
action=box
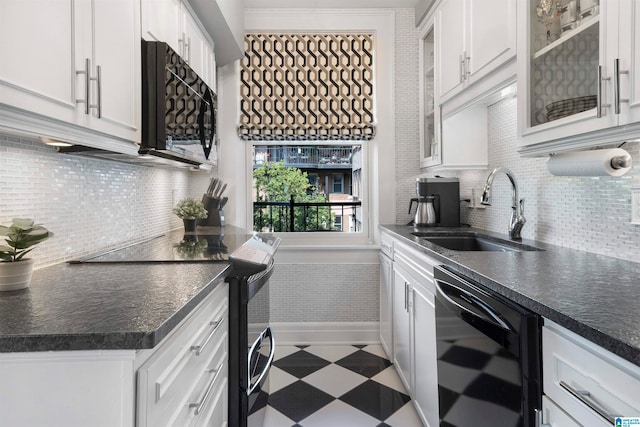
[252,344,423,426]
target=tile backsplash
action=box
[458,96,640,263]
[0,134,211,268]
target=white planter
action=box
[0,258,35,291]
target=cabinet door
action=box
[437,0,465,99]
[467,0,515,80]
[517,0,619,148]
[140,0,182,53]
[541,396,581,427]
[420,17,442,169]
[380,254,394,360]
[0,0,79,121]
[619,0,640,124]
[412,286,438,427]
[91,0,140,142]
[392,266,412,392]
[182,10,209,81]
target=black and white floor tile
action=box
[256,344,423,427]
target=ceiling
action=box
[244,0,419,8]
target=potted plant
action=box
[173,198,208,232]
[0,218,54,291]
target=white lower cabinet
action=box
[543,320,640,426]
[0,283,228,427]
[540,396,581,427]
[137,283,229,426]
[391,240,439,427]
[380,250,394,360]
[393,263,412,390]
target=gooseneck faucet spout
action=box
[480,167,526,240]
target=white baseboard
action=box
[270,322,380,345]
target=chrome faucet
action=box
[480,167,526,240]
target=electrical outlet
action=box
[471,188,486,209]
[632,187,640,224]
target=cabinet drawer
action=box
[138,284,228,427]
[543,323,640,426]
[541,396,581,427]
[173,337,227,427]
[380,231,394,260]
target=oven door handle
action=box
[247,326,275,396]
[435,279,513,332]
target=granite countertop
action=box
[381,224,640,367]
[0,227,244,353]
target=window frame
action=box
[221,9,396,249]
[249,140,369,240]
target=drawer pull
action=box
[559,380,617,425]
[191,319,224,356]
[189,362,224,416]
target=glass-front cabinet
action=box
[518,0,640,154]
[419,17,441,168]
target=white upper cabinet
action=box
[0,0,140,144]
[141,0,215,88]
[419,16,442,169]
[518,0,640,155]
[188,0,244,66]
[141,0,182,53]
[437,0,516,102]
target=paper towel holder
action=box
[547,148,633,176]
[611,153,632,170]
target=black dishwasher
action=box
[434,265,541,427]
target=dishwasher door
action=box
[434,265,541,427]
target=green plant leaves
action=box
[0,218,53,262]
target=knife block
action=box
[199,195,225,226]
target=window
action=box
[252,143,363,233]
[332,174,344,194]
[242,32,373,233]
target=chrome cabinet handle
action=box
[189,362,224,416]
[404,282,409,311]
[191,319,224,356]
[559,380,617,425]
[179,32,186,58]
[90,64,102,118]
[186,37,191,63]
[459,54,464,83]
[597,65,611,118]
[614,58,629,115]
[463,50,470,80]
[76,58,91,114]
[534,409,551,427]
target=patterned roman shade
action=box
[239,33,376,141]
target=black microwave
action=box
[140,40,216,167]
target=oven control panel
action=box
[229,233,281,277]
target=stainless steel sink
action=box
[411,232,542,252]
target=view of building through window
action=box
[252,144,363,232]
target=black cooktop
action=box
[70,226,251,263]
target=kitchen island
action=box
[380,224,640,366]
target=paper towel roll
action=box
[547,148,632,176]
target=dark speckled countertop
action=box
[381,225,640,367]
[0,227,246,353]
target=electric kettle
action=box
[408,196,437,226]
